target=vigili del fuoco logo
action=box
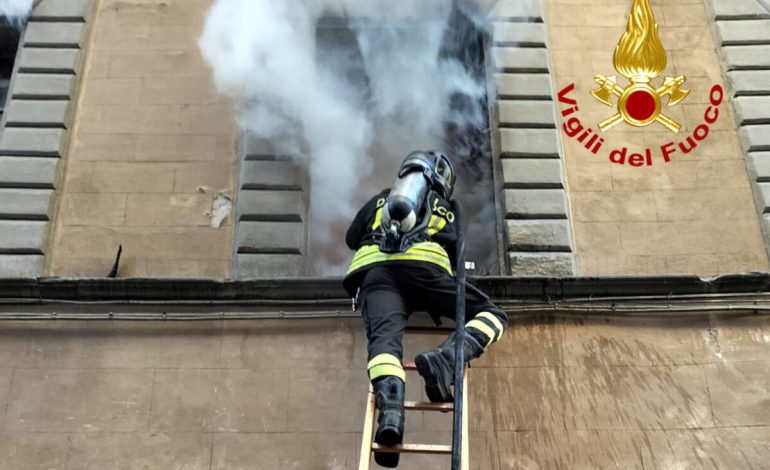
[557,0,724,167]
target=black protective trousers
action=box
[359,263,508,363]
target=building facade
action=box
[0,0,768,469]
[1,0,769,280]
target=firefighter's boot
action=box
[373,375,405,468]
[414,331,484,403]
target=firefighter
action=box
[343,151,508,468]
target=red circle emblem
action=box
[625,90,657,121]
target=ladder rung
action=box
[404,400,453,412]
[371,443,452,455]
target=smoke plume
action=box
[0,0,32,19]
[200,0,497,275]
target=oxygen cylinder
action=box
[381,170,429,233]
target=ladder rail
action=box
[451,201,467,470]
[358,384,377,470]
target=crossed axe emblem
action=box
[591,74,690,133]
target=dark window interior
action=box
[0,18,23,118]
[315,8,499,275]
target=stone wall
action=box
[46,0,238,278]
[0,0,96,277]
[0,314,766,468]
[544,0,769,276]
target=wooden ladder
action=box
[358,360,469,469]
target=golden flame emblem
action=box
[591,0,690,133]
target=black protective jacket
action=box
[343,188,459,296]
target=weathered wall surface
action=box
[544,0,769,276]
[47,0,238,278]
[0,314,766,469]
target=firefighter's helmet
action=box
[398,151,456,200]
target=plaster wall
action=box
[0,314,766,468]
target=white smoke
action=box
[200,0,495,275]
[0,0,32,19]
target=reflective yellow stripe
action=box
[367,354,406,382]
[349,252,451,274]
[347,242,453,275]
[372,208,383,230]
[477,311,505,342]
[368,353,401,369]
[466,319,495,347]
[369,364,406,382]
[427,215,447,236]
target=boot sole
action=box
[374,424,402,468]
[415,354,453,403]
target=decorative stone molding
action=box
[0,0,95,276]
[489,0,577,276]
[706,0,770,261]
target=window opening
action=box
[312,6,498,276]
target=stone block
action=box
[237,190,305,219]
[502,158,563,188]
[492,47,549,72]
[711,0,770,20]
[0,433,70,470]
[5,368,154,432]
[0,157,58,188]
[125,193,212,226]
[564,364,713,430]
[0,128,67,157]
[11,73,75,99]
[499,128,560,157]
[24,22,86,47]
[0,254,44,276]
[149,369,212,432]
[236,253,304,278]
[237,221,303,252]
[733,96,770,124]
[173,162,233,193]
[722,45,770,70]
[243,135,280,158]
[4,100,71,127]
[65,161,175,193]
[220,319,357,369]
[504,189,567,219]
[211,369,289,432]
[0,220,47,251]
[58,193,127,227]
[758,183,770,211]
[0,189,54,219]
[508,252,576,276]
[18,48,80,74]
[498,100,555,127]
[211,433,354,470]
[717,20,770,45]
[492,23,546,46]
[507,220,572,251]
[728,70,770,95]
[740,125,770,152]
[241,160,303,189]
[288,368,368,432]
[749,152,770,181]
[30,0,94,21]
[490,0,543,19]
[53,226,230,262]
[66,433,212,470]
[495,73,553,99]
[704,362,770,426]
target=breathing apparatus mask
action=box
[377,151,456,253]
